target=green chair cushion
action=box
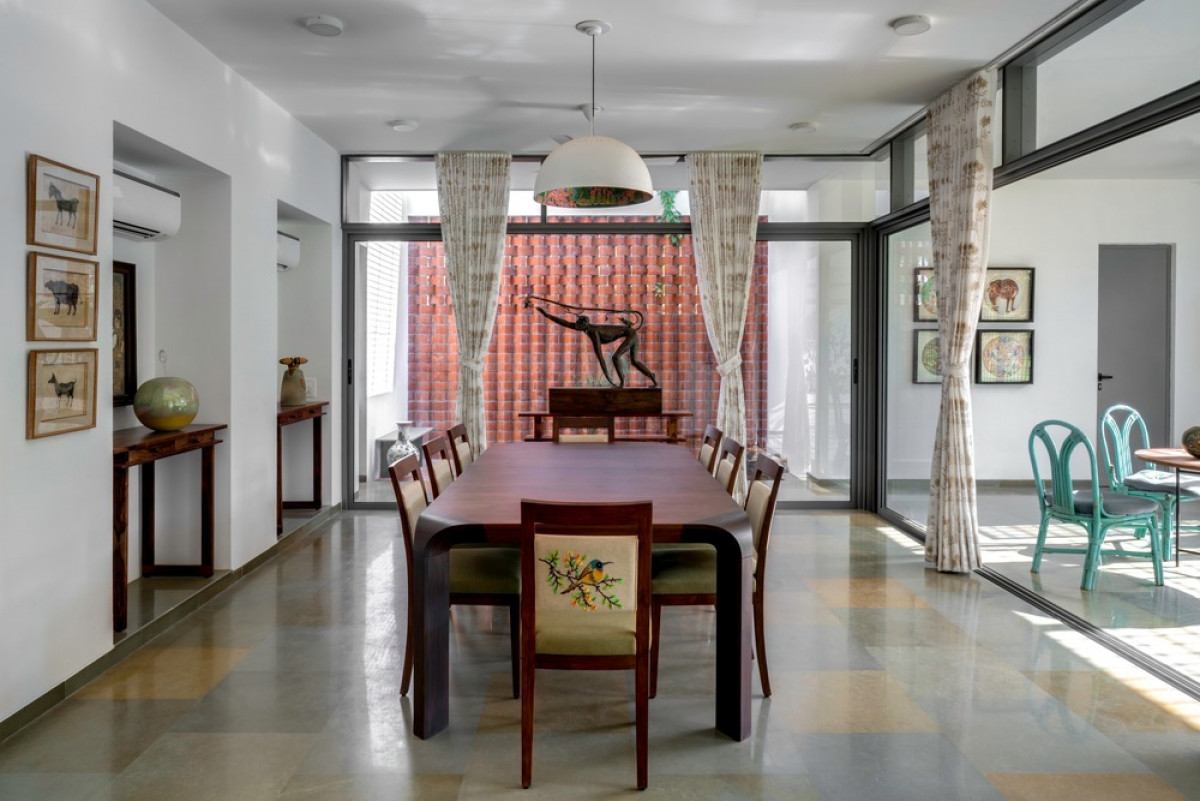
[449,545,521,595]
[536,609,637,656]
[651,544,757,595]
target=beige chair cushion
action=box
[745,479,772,549]
[400,478,427,534]
[536,610,637,656]
[557,432,611,443]
[715,458,734,491]
[453,439,473,471]
[432,459,455,491]
[699,442,715,472]
[449,545,521,595]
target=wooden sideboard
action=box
[277,401,328,534]
[112,424,226,632]
[518,410,692,444]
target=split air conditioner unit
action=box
[113,171,181,241]
[277,231,301,271]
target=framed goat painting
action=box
[979,267,1034,322]
[27,252,98,342]
[27,348,98,439]
[27,154,100,255]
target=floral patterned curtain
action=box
[925,70,997,573]
[436,152,511,452]
[688,152,763,502]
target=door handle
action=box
[1098,372,1114,390]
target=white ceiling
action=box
[142,0,1085,156]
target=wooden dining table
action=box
[411,441,754,741]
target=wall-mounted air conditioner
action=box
[277,231,301,271]
[113,171,181,241]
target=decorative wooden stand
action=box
[277,401,328,535]
[523,387,688,443]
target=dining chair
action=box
[519,499,653,790]
[552,415,615,443]
[713,435,744,496]
[387,453,521,698]
[698,424,723,475]
[1029,419,1163,590]
[1099,404,1200,557]
[447,422,475,475]
[649,454,783,698]
[421,434,457,499]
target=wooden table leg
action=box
[413,530,452,739]
[312,414,322,508]
[113,464,130,632]
[140,462,156,572]
[201,445,215,576]
[276,420,284,535]
[713,530,752,741]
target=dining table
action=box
[411,441,754,741]
[1133,447,1200,566]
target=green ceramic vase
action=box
[134,377,199,432]
[1183,426,1200,459]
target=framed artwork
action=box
[26,252,98,342]
[975,329,1034,384]
[980,267,1034,322]
[913,267,937,322]
[27,348,98,439]
[113,262,138,406]
[912,329,942,383]
[27,154,100,255]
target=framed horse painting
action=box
[27,154,100,255]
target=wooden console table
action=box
[112,423,226,632]
[518,410,692,444]
[277,401,328,534]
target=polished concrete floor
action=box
[2,509,1199,799]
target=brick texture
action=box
[407,216,768,449]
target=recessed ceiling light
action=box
[386,119,419,133]
[305,15,344,37]
[890,15,931,36]
[788,121,817,133]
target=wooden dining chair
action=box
[387,453,521,699]
[649,454,784,698]
[713,435,744,496]
[552,415,615,443]
[520,499,653,789]
[698,424,723,475]
[421,434,457,499]
[446,422,475,476]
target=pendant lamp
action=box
[533,20,653,208]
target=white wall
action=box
[886,179,1200,482]
[0,0,339,721]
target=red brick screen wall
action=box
[406,217,768,449]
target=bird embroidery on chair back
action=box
[539,550,624,611]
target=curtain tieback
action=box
[716,355,741,378]
[942,362,970,380]
[461,357,486,374]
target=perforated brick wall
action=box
[407,217,768,449]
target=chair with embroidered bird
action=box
[1029,419,1163,590]
[447,422,475,476]
[421,433,458,499]
[713,435,744,497]
[387,453,522,699]
[519,499,653,789]
[649,453,783,699]
[552,415,615,443]
[1099,404,1200,560]
[698,424,723,475]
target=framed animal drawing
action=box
[980,267,1034,322]
[27,252,98,342]
[912,329,942,384]
[27,154,100,255]
[27,348,98,438]
[975,330,1034,384]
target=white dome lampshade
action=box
[534,136,654,208]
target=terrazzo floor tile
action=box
[0,773,114,801]
[987,771,1190,801]
[805,577,931,608]
[169,670,347,734]
[75,646,252,700]
[777,670,939,733]
[277,773,463,801]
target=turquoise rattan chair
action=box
[1029,419,1163,590]
[1099,404,1200,559]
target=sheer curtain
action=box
[924,70,997,573]
[688,152,763,501]
[435,152,511,452]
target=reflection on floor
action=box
[2,509,1198,799]
[894,484,1200,689]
